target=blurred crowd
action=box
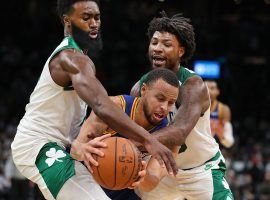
[0,0,269,199]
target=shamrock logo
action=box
[45,148,66,167]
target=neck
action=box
[210,99,218,112]
[135,99,153,130]
[172,64,180,73]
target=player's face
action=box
[67,1,102,53]
[149,31,184,71]
[206,81,219,101]
[141,79,179,126]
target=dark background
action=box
[0,0,270,199]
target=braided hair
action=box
[147,11,196,63]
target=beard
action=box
[143,101,160,127]
[71,22,103,59]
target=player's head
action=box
[147,11,196,72]
[141,68,179,126]
[57,0,102,54]
[205,80,220,101]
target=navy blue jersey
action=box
[103,95,168,200]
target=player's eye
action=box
[164,42,172,47]
[94,14,100,21]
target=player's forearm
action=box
[154,108,201,149]
[219,122,234,148]
[73,79,151,144]
[138,175,160,192]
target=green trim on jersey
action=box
[212,168,234,200]
[139,66,197,88]
[176,66,196,85]
[51,36,82,59]
[35,142,75,199]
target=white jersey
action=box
[11,37,87,165]
[169,105,219,169]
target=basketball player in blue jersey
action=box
[11,1,177,199]
[131,12,234,199]
[205,80,234,148]
[72,68,180,200]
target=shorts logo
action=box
[45,148,66,167]
[204,163,213,171]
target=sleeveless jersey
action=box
[11,37,87,165]
[104,95,168,137]
[140,66,219,169]
[210,101,222,120]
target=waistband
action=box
[182,151,221,171]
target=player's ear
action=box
[140,83,147,97]
[63,14,71,27]
[179,46,185,59]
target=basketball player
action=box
[131,12,234,199]
[205,80,234,148]
[10,1,177,200]
[72,68,180,200]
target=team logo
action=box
[45,148,66,167]
[204,163,213,171]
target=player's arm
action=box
[137,147,178,192]
[218,104,234,148]
[76,96,123,143]
[153,76,210,149]
[53,50,177,175]
[71,96,122,171]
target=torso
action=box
[12,37,87,158]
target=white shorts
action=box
[12,141,110,200]
[136,151,234,200]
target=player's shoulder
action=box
[109,96,122,105]
[219,102,231,113]
[109,95,134,109]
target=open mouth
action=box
[89,30,98,39]
[153,113,164,121]
[152,55,166,66]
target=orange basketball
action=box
[92,137,142,190]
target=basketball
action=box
[92,136,142,190]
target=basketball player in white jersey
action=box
[131,12,234,200]
[205,80,234,148]
[11,1,177,199]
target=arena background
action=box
[0,0,270,199]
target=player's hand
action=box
[128,161,147,189]
[144,137,177,176]
[211,120,224,138]
[71,134,111,173]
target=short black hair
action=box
[147,11,196,63]
[57,0,100,18]
[145,68,179,88]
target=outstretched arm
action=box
[52,50,177,175]
[76,96,123,143]
[153,76,210,149]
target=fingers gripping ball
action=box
[92,137,142,190]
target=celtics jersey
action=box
[140,66,219,169]
[11,37,87,165]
